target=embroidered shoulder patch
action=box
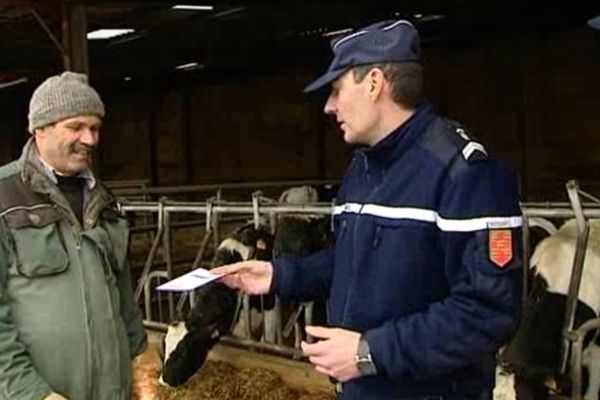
[489,229,513,268]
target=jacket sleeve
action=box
[271,248,334,301]
[111,216,147,359]
[0,219,54,400]
[117,257,147,359]
[364,160,523,380]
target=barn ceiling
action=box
[0,0,598,88]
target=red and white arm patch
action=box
[488,229,513,268]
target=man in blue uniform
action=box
[213,19,522,399]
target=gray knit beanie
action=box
[28,71,105,132]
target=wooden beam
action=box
[62,1,89,74]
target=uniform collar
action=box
[358,102,436,168]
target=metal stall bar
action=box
[521,214,530,303]
[113,179,338,198]
[125,199,334,350]
[568,317,600,400]
[161,201,179,323]
[132,201,164,302]
[142,320,304,359]
[521,207,600,218]
[144,270,169,321]
[521,185,600,400]
[162,200,333,346]
[559,181,590,377]
[175,199,216,317]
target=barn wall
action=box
[423,27,600,200]
[1,26,599,201]
[99,68,349,187]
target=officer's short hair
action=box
[352,62,423,109]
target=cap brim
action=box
[588,15,600,30]
[303,68,346,93]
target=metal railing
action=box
[123,191,333,350]
[125,181,600,397]
[520,180,600,400]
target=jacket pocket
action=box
[3,205,69,277]
[372,217,438,248]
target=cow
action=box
[501,219,600,400]
[159,184,333,387]
[159,223,274,387]
[159,213,332,387]
[273,214,331,346]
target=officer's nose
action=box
[324,95,337,116]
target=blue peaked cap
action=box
[304,20,421,93]
[588,15,600,30]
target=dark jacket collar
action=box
[18,138,114,229]
[357,102,437,170]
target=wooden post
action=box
[62,1,89,74]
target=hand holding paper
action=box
[156,268,227,292]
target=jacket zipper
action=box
[372,226,383,248]
[340,154,370,325]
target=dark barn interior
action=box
[0,1,599,200]
[3,2,600,400]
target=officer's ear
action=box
[366,67,385,101]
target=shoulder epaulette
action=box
[445,120,487,162]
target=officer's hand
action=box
[44,394,69,400]
[211,261,273,295]
[301,326,361,382]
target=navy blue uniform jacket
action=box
[272,104,523,399]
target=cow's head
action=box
[159,224,273,387]
[273,215,331,258]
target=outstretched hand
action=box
[301,325,361,382]
[211,260,273,295]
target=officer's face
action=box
[34,115,101,176]
[324,70,378,146]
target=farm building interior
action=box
[1,1,600,400]
[0,1,599,200]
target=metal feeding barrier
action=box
[120,187,334,357]
[120,179,600,394]
[521,180,600,400]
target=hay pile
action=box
[158,360,334,400]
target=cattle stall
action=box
[119,179,600,400]
[120,186,336,398]
[514,180,600,400]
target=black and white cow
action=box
[159,213,332,387]
[501,219,600,400]
[273,214,331,345]
[159,224,274,387]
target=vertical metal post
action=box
[163,208,175,322]
[521,214,530,302]
[569,330,584,400]
[560,181,589,376]
[252,191,261,228]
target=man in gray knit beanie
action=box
[28,71,105,133]
[0,72,152,400]
[27,71,105,178]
